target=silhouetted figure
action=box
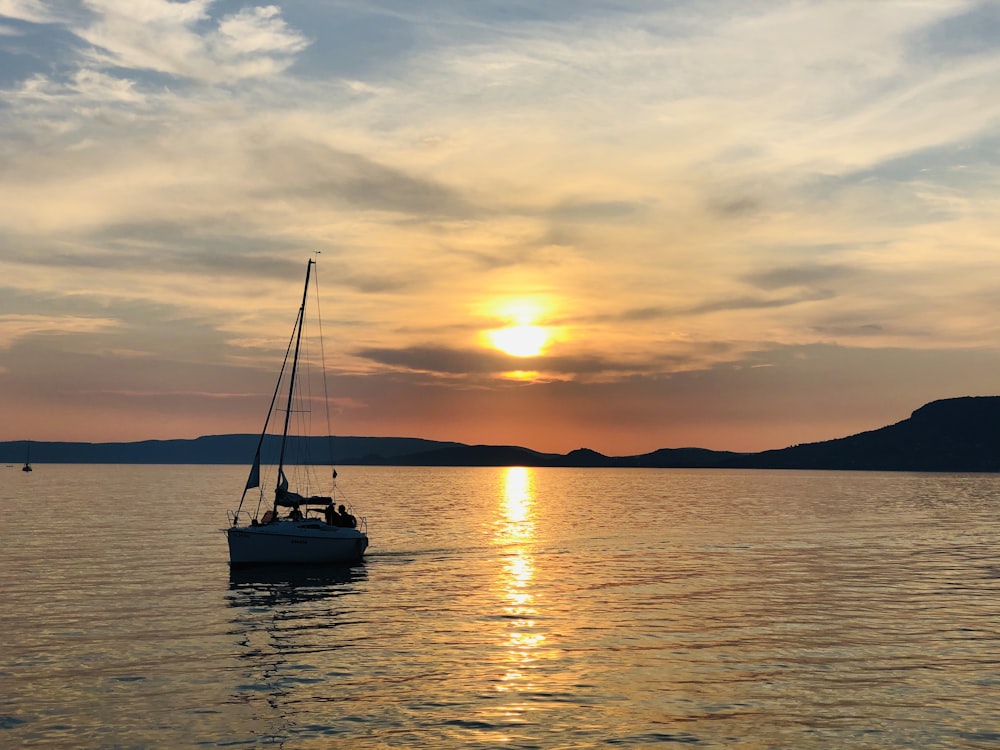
[338,504,357,528]
[324,504,337,526]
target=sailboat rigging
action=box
[226,258,368,566]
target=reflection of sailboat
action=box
[228,564,366,607]
[226,563,367,737]
[226,259,369,566]
[21,441,32,472]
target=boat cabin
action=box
[251,491,358,529]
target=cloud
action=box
[355,343,635,380]
[356,345,510,376]
[0,313,121,348]
[548,200,644,222]
[0,0,56,24]
[245,138,477,218]
[686,289,838,316]
[75,0,308,83]
[591,280,842,323]
[812,323,885,338]
[13,67,144,104]
[744,264,859,291]
[215,6,304,57]
[353,339,737,382]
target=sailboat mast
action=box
[275,258,314,492]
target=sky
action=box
[2,0,1000,456]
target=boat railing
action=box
[227,507,367,533]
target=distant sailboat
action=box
[226,258,369,566]
[22,441,32,472]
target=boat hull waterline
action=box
[227,522,368,565]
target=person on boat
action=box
[338,504,357,528]
[324,503,337,526]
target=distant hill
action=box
[0,435,463,466]
[375,444,558,467]
[366,444,747,468]
[723,396,1000,472]
[3,396,999,472]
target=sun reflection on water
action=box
[494,467,545,711]
[503,465,532,519]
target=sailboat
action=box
[226,258,369,566]
[21,441,32,472]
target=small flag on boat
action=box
[333,469,338,479]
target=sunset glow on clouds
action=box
[2,1,1000,454]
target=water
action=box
[1,465,998,748]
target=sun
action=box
[488,325,550,357]
[484,299,554,357]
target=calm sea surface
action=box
[1,465,998,748]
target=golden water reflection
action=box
[494,467,545,706]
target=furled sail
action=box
[244,449,261,490]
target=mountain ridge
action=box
[3,396,998,472]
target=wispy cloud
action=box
[76,0,307,82]
[0,0,56,24]
[0,313,121,348]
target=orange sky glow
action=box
[2,1,1000,456]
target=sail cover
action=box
[274,468,305,507]
[275,491,306,508]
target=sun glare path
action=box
[494,466,545,703]
[501,466,533,534]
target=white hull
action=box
[227,521,368,566]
